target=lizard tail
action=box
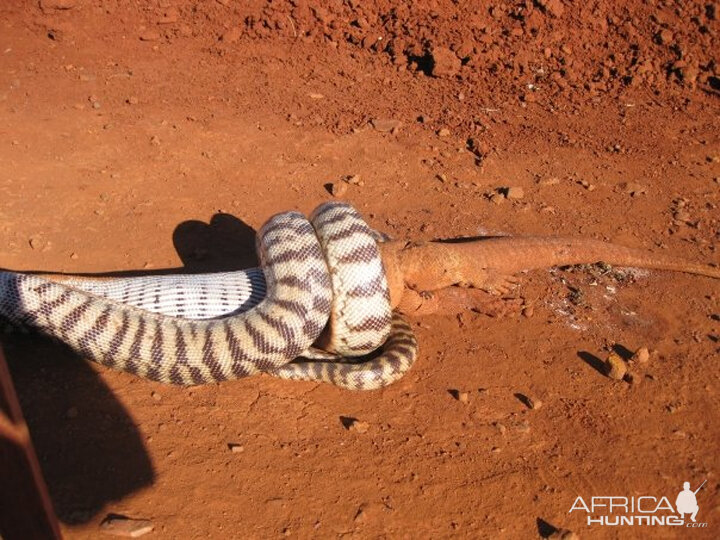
[449,236,720,279]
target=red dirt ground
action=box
[1,0,719,538]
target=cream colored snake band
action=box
[2,201,719,391]
[0,203,417,390]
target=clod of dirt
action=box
[349,420,370,434]
[547,528,579,540]
[538,176,561,186]
[605,352,628,380]
[430,47,461,78]
[537,0,566,18]
[630,347,650,364]
[39,0,76,11]
[138,30,161,42]
[100,515,154,538]
[329,181,348,198]
[339,416,369,433]
[221,27,242,43]
[506,186,525,199]
[527,396,543,410]
[448,389,469,403]
[370,118,402,133]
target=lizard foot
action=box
[397,287,523,317]
[463,273,521,295]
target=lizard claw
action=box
[479,273,521,295]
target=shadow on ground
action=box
[3,213,258,524]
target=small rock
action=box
[29,237,42,250]
[346,174,362,185]
[330,181,347,198]
[458,392,469,404]
[630,347,650,364]
[371,118,402,133]
[623,371,641,385]
[70,252,79,260]
[436,173,447,183]
[495,422,507,435]
[522,305,534,318]
[221,27,241,43]
[430,47,461,78]
[538,176,560,186]
[150,136,160,145]
[622,182,647,196]
[139,30,161,42]
[548,528,579,540]
[526,396,543,410]
[228,443,244,453]
[126,96,139,105]
[348,420,370,434]
[489,193,505,205]
[506,186,525,199]
[39,0,76,11]
[100,515,154,538]
[151,391,161,401]
[437,128,451,137]
[308,93,324,100]
[605,352,627,380]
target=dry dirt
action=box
[1,0,719,538]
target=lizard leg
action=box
[397,287,523,317]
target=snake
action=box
[0,202,417,390]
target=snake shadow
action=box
[1,213,258,525]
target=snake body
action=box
[0,203,418,390]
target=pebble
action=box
[548,528,578,540]
[70,252,78,260]
[437,128,450,137]
[126,96,139,105]
[29,237,42,250]
[100,516,154,538]
[330,181,347,198]
[630,346,650,364]
[489,193,505,205]
[348,420,370,434]
[538,176,560,186]
[151,391,161,401]
[506,186,525,199]
[39,0,76,10]
[526,395,543,410]
[139,30,161,42]
[458,392,469,404]
[371,118,402,133]
[228,443,244,453]
[605,352,627,380]
[221,27,241,43]
[622,182,647,196]
[430,47,461,78]
[346,174,363,185]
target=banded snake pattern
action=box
[0,203,417,390]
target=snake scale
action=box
[0,203,418,390]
